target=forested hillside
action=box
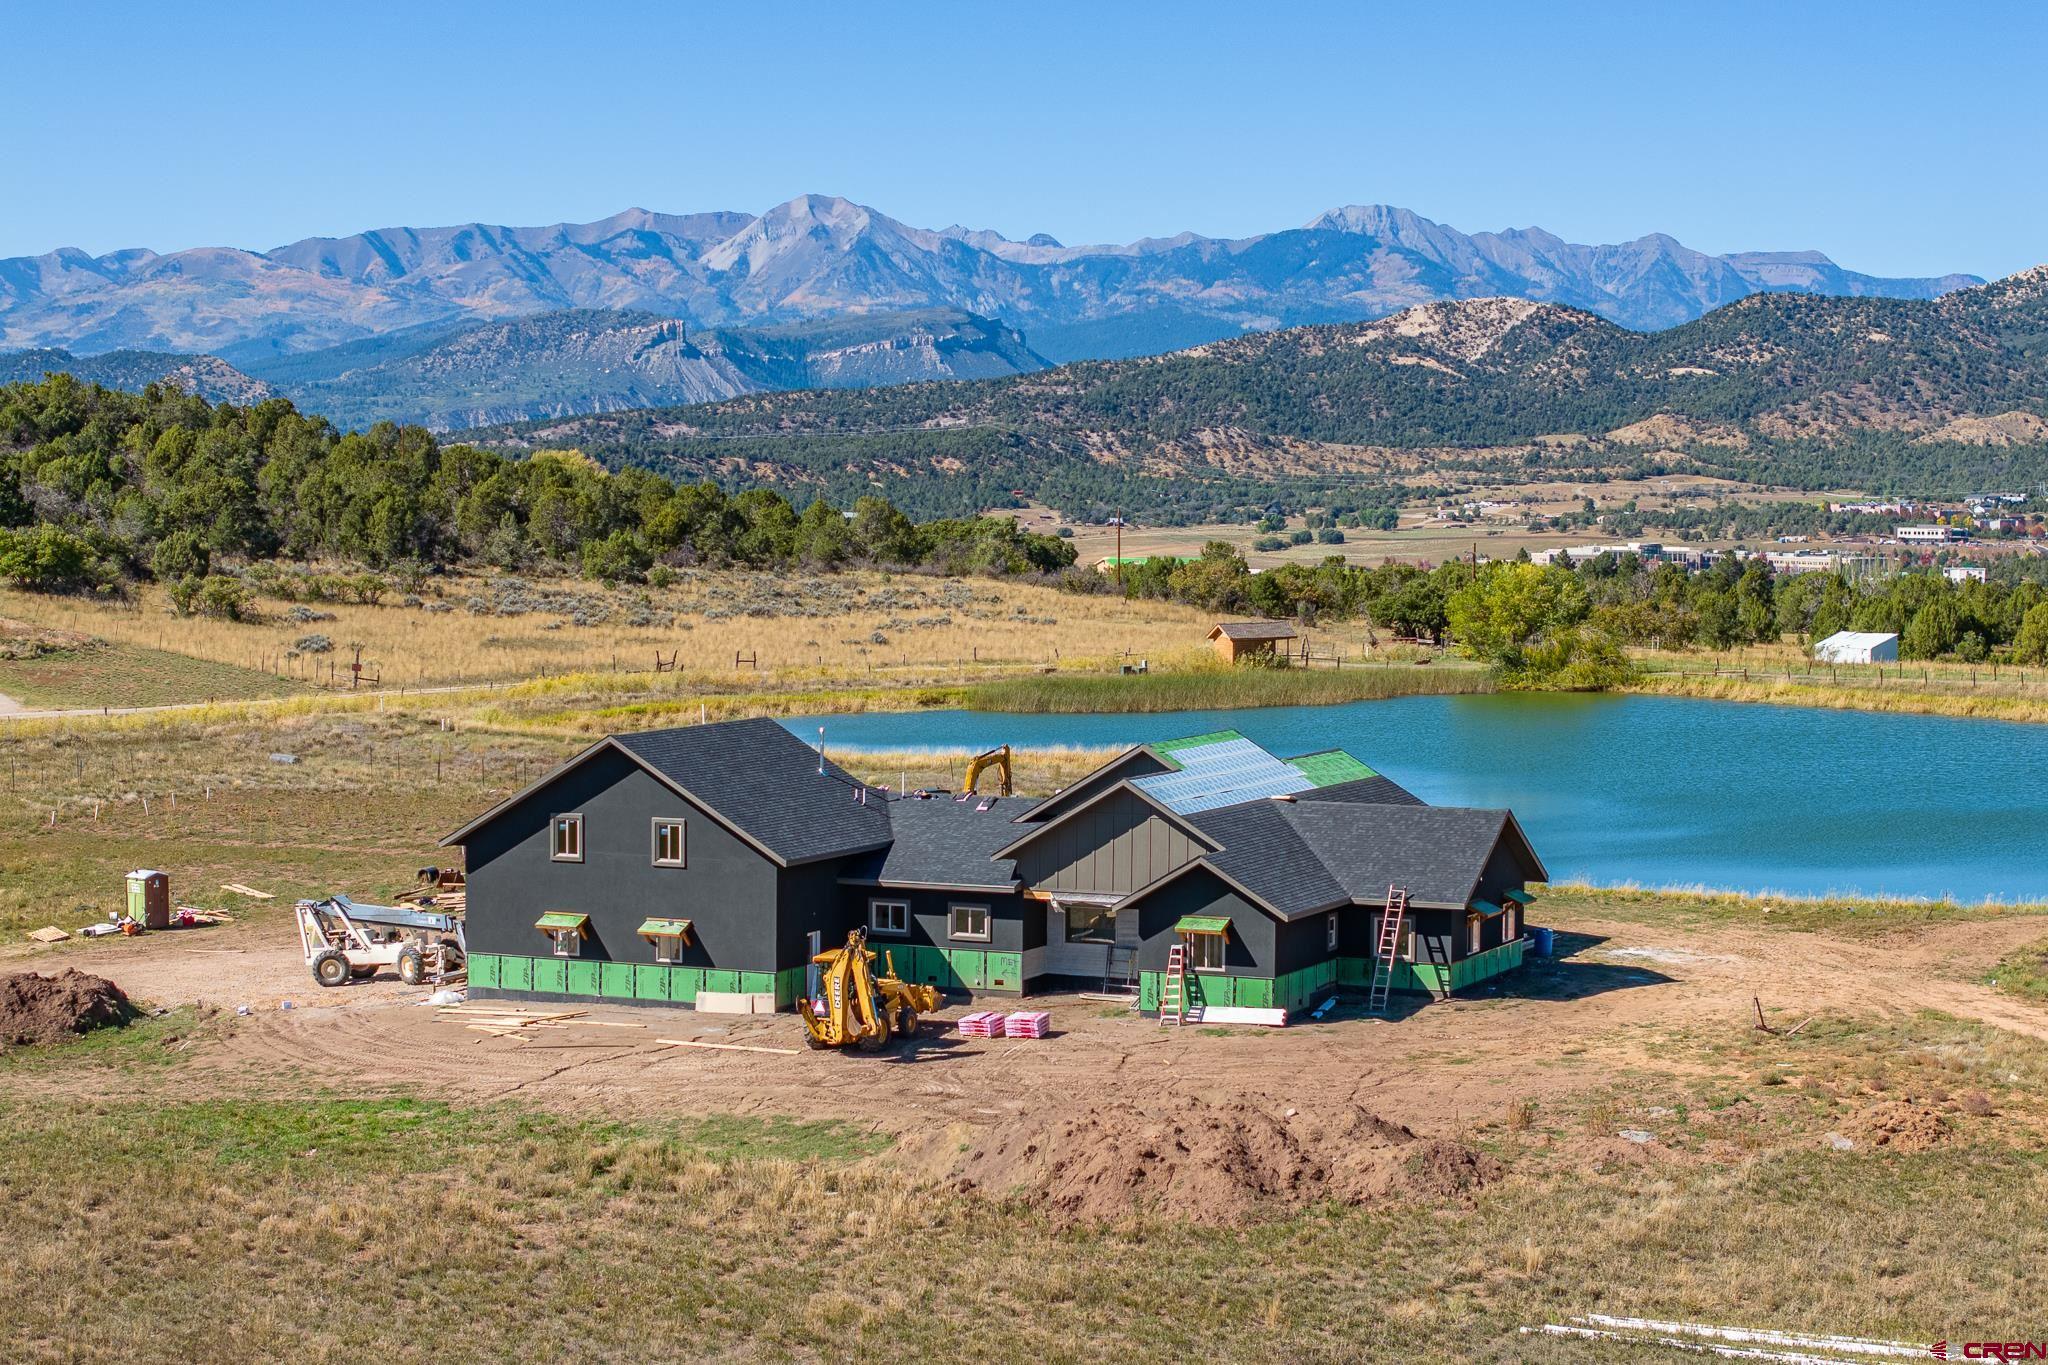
[0,376,1074,600]
[471,269,2048,520]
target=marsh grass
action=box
[1543,881,2048,938]
[961,661,1493,713]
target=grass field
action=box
[0,635,301,711]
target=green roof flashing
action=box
[1502,888,1535,905]
[1288,749,1378,787]
[1471,900,1505,918]
[1174,915,1232,936]
[637,918,693,939]
[535,911,589,933]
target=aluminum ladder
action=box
[1367,885,1409,1014]
[1159,943,1187,1027]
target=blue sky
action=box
[7,0,2043,278]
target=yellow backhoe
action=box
[962,744,1012,797]
[797,927,941,1051]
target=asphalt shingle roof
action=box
[613,718,893,866]
[1184,799,1521,918]
[1291,773,1426,807]
[852,795,1035,888]
[1210,621,1299,640]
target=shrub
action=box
[149,529,210,582]
[0,525,113,593]
[294,634,335,654]
[169,574,255,621]
[1315,527,1345,545]
[1252,536,1287,552]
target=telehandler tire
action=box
[397,948,426,985]
[311,949,351,987]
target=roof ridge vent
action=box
[1268,794,1297,802]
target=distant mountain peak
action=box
[0,197,1984,364]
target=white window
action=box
[1505,904,1519,939]
[652,819,685,867]
[650,934,685,965]
[870,899,910,935]
[1187,933,1225,972]
[1326,913,1340,951]
[551,814,583,862]
[550,929,580,958]
[1469,914,1483,954]
[948,903,990,942]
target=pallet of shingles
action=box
[956,1010,1007,1038]
[1004,1011,1050,1039]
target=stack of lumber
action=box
[435,1004,589,1038]
[957,1010,1007,1038]
[1003,1011,1051,1039]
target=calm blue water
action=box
[785,695,2048,902]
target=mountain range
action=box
[0,307,1048,431]
[464,267,2048,520]
[0,195,1980,366]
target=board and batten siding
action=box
[1012,789,1202,896]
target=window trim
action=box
[869,898,910,936]
[550,929,581,958]
[550,813,584,863]
[947,902,991,943]
[1468,912,1483,955]
[650,933,685,965]
[1186,932,1225,973]
[651,817,686,868]
[1326,912,1340,952]
[1504,903,1519,940]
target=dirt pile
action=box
[0,970,133,1046]
[1847,1100,1949,1153]
[954,1097,1499,1226]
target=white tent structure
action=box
[1813,630,1898,664]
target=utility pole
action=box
[1114,511,1124,587]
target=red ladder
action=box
[1159,943,1187,1027]
[1367,886,1409,1014]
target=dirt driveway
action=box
[15,906,2045,1141]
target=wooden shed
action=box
[1207,620,1298,663]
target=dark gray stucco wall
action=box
[851,886,1028,955]
[459,746,779,971]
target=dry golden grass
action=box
[0,571,1220,692]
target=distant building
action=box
[1761,550,1887,579]
[1094,555,1197,574]
[1207,620,1299,664]
[1896,524,1963,544]
[1944,565,1988,583]
[1813,631,1899,665]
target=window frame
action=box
[1186,932,1225,972]
[1326,913,1340,952]
[651,817,686,868]
[1504,903,1519,940]
[947,902,991,943]
[550,813,584,863]
[550,928,581,958]
[1063,901,1116,944]
[869,898,910,936]
[1468,913,1483,955]
[650,933,685,965]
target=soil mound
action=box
[0,970,133,1046]
[955,1097,1499,1226]
[1848,1100,1949,1153]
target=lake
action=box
[786,695,2048,903]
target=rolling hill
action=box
[465,268,2048,520]
[0,196,1978,364]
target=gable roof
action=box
[442,717,893,867]
[1817,630,1898,648]
[1208,620,1298,641]
[1145,799,1545,921]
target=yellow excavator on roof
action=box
[962,744,1012,796]
[797,927,941,1051]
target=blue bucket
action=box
[1529,925,1555,957]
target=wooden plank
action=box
[655,1038,800,1056]
[221,884,275,900]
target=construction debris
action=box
[221,884,274,900]
[657,1038,801,1056]
[26,926,69,944]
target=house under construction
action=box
[441,718,1544,1019]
